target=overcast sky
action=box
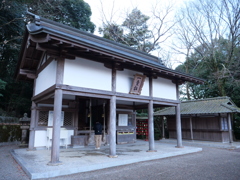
[85,0,187,35]
[84,0,189,67]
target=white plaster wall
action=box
[116,69,149,96]
[141,78,149,96]
[34,130,47,147]
[153,77,177,100]
[34,130,74,148]
[63,58,111,91]
[35,60,57,95]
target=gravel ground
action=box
[1,144,240,180]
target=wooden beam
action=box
[19,69,36,79]
[31,85,56,102]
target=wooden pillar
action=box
[147,100,156,151]
[176,104,183,147]
[89,99,92,131]
[147,76,156,152]
[109,95,117,157]
[175,81,183,148]
[48,58,64,165]
[28,101,36,150]
[227,113,233,143]
[190,116,193,141]
[74,98,79,136]
[109,65,117,157]
[49,89,63,165]
[162,117,165,139]
[133,110,137,139]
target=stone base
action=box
[175,146,184,148]
[108,155,118,158]
[47,161,63,166]
[146,150,157,152]
[19,144,28,148]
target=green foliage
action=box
[176,37,240,103]
[233,114,240,140]
[0,0,96,116]
[154,115,162,140]
[177,37,240,139]
[99,23,124,43]
[0,0,29,116]
[0,79,6,97]
[99,8,159,53]
[122,8,154,52]
[0,125,21,142]
[27,0,95,32]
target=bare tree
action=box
[172,0,240,99]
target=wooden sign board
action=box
[129,74,146,95]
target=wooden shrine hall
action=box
[15,14,204,165]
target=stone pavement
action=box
[10,139,240,180]
[11,140,202,180]
[160,139,240,149]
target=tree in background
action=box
[99,1,176,56]
[99,8,155,53]
[0,0,30,116]
[173,0,240,139]
[0,0,95,116]
[27,0,95,33]
[0,79,6,97]
[173,0,240,103]
[176,37,240,103]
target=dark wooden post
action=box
[74,97,79,136]
[190,117,193,141]
[48,58,64,165]
[162,117,165,139]
[28,77,37,150]
[227,113,233,143]
[133,110,137,139]
[28,101,36,150]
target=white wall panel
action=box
[141,77,149,96]
[34,130,47,147]
[153,77,176,100]
[116,69,149,96]
[35,61,57,95]
[34,129,74,148]
[63,58,111,91]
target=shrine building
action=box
[15,14,204,165]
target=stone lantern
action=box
[19,113,30,147]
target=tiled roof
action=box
[154,96,240,116]
[15,14,205,85]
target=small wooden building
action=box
[154,97,240,143]
[15,14,204,165]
